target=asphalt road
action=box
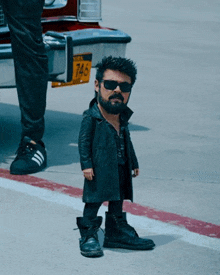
[0,0,220,274]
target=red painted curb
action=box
[1,168,219,239]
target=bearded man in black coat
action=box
[77,56,155,258]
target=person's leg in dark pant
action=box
[108,200,123,216]
[83,201,123,219]
[2,0,48,141]
[83,202,102,219]
[2,0,49,174]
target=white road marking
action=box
[0,177,219,251]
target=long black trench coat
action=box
[78,99,139,203]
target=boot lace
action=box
[16,141,36,159]
[86,225,99,240]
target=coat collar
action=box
[88,98,133,124]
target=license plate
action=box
[52,53,92,88]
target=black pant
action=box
[1,0,48,141]
[83,200,123,220]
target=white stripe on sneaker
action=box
[34,153,43,163]
[36,150,44,160]
[31,151,44,166]
[32,157,41,166]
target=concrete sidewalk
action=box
[1,174,220,275]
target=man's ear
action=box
[94,80,99,92]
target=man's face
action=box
[95,69,132,114]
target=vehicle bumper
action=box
[0,28,131,88]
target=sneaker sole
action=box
[103,241,155,250]
[10,162,47,175]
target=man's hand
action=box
[132,168,139,177]
[83,168,94,181]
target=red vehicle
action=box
[0,0,131,88]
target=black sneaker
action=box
[10,136,47,175]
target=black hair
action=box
[95,56,137,86]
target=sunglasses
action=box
[101,80,132,93]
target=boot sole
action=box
[103,241,155,250]
[81,250,104,258]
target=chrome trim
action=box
[43,0,67,10]
[41,16,77,23]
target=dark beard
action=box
[98,91,127,114]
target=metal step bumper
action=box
[0,28,131,88]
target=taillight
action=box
[77,0,102,22]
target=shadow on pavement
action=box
[98,230,177,253]
[149,234,179,247]
[0,103,150,168]
[101,234,179,254]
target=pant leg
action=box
[108,200,123,216]
[2,0,48,141]
[106,165,126,216]
[83,202,102,220]
[118,164,128,200]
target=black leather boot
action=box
[76,216,104,257]
[103,212,155,250]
